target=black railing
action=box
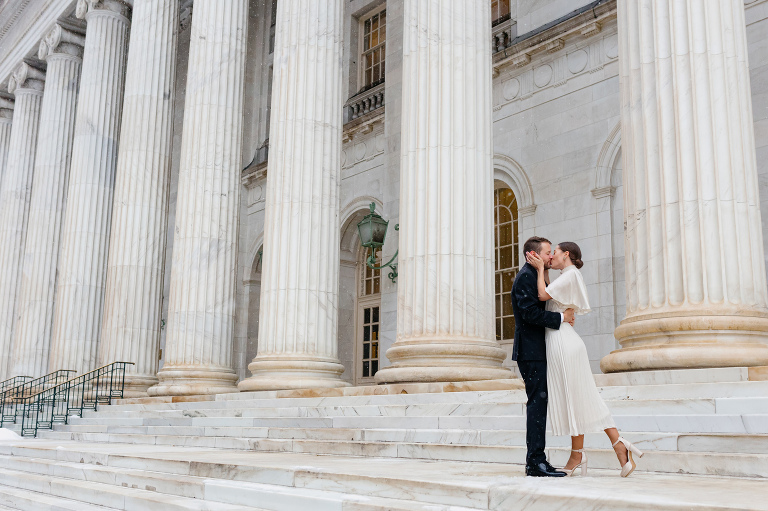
[0,375,32,395]
[16,362,134,437]
[0,369,76,427]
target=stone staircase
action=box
[0,366,766,510]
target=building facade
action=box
[1,0,768,396]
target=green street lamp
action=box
[357,203,399,283]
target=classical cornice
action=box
[493,0,617,74]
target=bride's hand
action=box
[526,252,545,272]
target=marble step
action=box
[40,426,768,453]
[64,412,768,434]
[0,483,122,511]
[105,381,768,414]
[0,467,262,511]
[0,454,477,511]
[83,396,768,419]
[31,429,768,478]
[1,441,767,510]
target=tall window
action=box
[361,8,386,89]
[494,188,519,342]
[357,248,381,382]
[491,0,511,25]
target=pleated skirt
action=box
[545,323,615,436]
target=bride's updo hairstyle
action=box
[558,241,583,269]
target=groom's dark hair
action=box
[523,236,551,255]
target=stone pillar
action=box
[601,0,768,372]
[99,0,178,397]
[238,0,348,392]
[0,99,12,187]
[49,0,130,375]
[375,0,511,384]
[0,63,44,378]
[148,0,247,396]
[9,26,84,378]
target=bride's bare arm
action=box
[526,253,552,301]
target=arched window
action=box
[357,248,381,382]
[494,187,519,342]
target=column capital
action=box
[7,62,45,94]
[76,0,132,22]
[39,24,86,60]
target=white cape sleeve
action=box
[545,268,591,315]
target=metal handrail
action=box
[0,375,32,396]
[0,369,76,427]
[16,362,134,437]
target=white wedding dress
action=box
[545,265,615,436]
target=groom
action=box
[511,236,574,477]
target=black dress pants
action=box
[517,360,548,466]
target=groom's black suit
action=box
[511,262,562,467]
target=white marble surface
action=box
[49,0,131,375]
[149,0,248,396]
[9,25,83,379]
[376,0,511,384]
[604,0,768,372]
[239,0,348,392]
[0,100,12,190]
[0,62,44,379]
[99,0,178,397]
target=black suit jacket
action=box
[511,263,562,362]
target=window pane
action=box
[364,308,370,324]
[372,324,379,341]
[373,278,380,294]
[502,294,514,316]
[503,316,516,339]
[496,318,502,341]
[365,280,372,295]
[364,325,370,342]
[365,69,372,86]
[372,360,378,375]
[363,361,370,377]
[371,29,379,47]
[502,270,514,292]
[363,343,370,360]
[495,273,501,293]
[365,18,371,36]
[372,14,378,32]
[500,246,513,269]
[498,206,511,224]
[373,307,379,322]
[372,342,379,358]
[499,223,512,246]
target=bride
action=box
[526,242,643,477]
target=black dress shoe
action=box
[525,462,567,477]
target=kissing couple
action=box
[511,236,643,477]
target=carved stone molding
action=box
[342,113,383,143]
[7,62,45,93]
[76,0,131,21]
[591,186,616,199]
[0,96,12,118]
[39,24,86,60]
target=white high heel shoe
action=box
[563,449,587,477]
[612,437,643,477]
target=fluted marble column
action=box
[601,0,768,372]
[0,99,12,187]
[99,0,178,397]
[0,63,44,379]
[8,26,84,378]
[148,0,247,396]
[238,0,348,392]
[375,0,511,384]
[49,0,130,375]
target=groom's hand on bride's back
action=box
[564,308,575,326]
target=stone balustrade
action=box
[345,82,384,123]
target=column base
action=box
[121,374,159,398]
[148,365,239,396]
[602,310,768,373]
[374,338,512,384]
[238,355,350,392]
